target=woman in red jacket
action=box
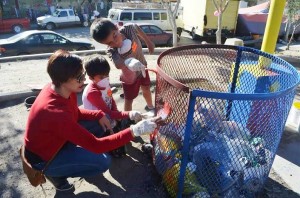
[23,50,157,191]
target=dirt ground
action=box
[0,87,169,198]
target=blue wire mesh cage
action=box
[151,45,300,198]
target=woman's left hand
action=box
[98,116,113,133]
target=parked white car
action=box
[37,9,87,30]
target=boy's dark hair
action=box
[84,55,110,78]
[47,49,83,87]
[90,18,117,43]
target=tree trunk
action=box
[284,21,291,42]
[163,1,179,47]
[286,24,299,50]
[216,12,222,44]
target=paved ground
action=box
[0,86,168,198]
[0,43,300,197]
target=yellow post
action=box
[261,0,286,54]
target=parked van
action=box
[108,2,184,35]
[108,8,172,31]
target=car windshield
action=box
[53,10,59,17]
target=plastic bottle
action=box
[162,162,207,198]
[197,103,222,131]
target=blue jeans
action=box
[34,120,111,177]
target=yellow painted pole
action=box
[261,0,286,54]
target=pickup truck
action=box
[37,9,86,30]
[0,18,30,33]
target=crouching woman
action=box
[23,50,157,191]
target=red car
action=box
[137,23,179,47]
[0,18,31,33]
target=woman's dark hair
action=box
[90,18,117,42]
[47,50,83,87]
[84,55,110,78]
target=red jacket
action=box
[24,83,133,161]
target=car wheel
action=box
[191,28,198,40]
[12,25,23,33]
[46,22,55,30]
[177,27,183,37]
[82,21,89,27]
[167,38,173,47]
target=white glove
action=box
[130,119,157,137]
[124,58,146,78]
[118,39,132,54]
[129,111,143,122]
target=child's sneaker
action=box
[144,105,155,111]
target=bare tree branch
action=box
[222,0,230,12]
[212,0,219,10]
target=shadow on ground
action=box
[261,172,300,198]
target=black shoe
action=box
[141,143,153,158]
[142,143,153,153]
[144,105,155,111]
[120,93,124,98]
[46,176,74,191]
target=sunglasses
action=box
[76,71,86,83]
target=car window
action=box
[40,34,55,44]
[53,35,67,44]
[153,13,160,20]
[59,11,68,17]
[134,12,152,20]
[150,26,163,34]
[120,12,132,21]
[161,13,167,20]
[24,35,41,44]
[40,34,67,44]
[140,26,151,34]
[69,10,75,16]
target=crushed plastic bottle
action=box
[220,121,251,140]
[196,102,223,131]
[153,144,178,175]
[162,162,207,198]
[250,137,267,165]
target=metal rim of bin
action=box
[156,44,300,100]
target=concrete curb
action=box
[0,48,166,63]
[0,80,157,104]
[0,90,40,103]
[277,54,300,65]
